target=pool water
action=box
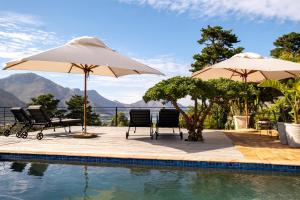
[0,161,300,200]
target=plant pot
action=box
[277,122,288,145]
[233,115,250,130]
[285,123,300,148]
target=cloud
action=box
[0,11,192,105]
[119,0,300,22]
[0,11,60,59]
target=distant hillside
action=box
[128,100,180,108]
[0,73,180,113]
[0,88,24,107]
[0,73,74,105]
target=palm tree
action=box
[258,79,300,124]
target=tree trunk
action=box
[187,126,204,141]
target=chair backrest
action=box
[158,109,179,128]
[27,105,51,123]
[10,107,32,124]
[129,109,151,127]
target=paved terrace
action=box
[0,127,299,166]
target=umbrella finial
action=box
[233,52,264,59]
[67,36,107,48]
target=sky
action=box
[0,0,300,105]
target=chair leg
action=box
[155,127,159,140]
[134,127,136,133]
[150,126,153,139]
[69,125,71,133]
[173,128,175,133]
[179,127,183,140]
[19,123,32,139]
[126,126,130,139]
[53,126,56,132]
[36,125,45,140]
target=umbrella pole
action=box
[84,70,87,134]
[244,76,249,129]
[74,68,97,138]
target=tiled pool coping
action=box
[1,153,300,173]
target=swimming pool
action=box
[0,161,300,200]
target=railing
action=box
[0,106,188,127]
[0,106,283,129]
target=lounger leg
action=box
[4,122,17,136]
[35,125,45,140]
[40,126,46,133]
[150,126,154,139]
[126,126,130,139]
[155,127,159,140]
[19,123,32,139]
[179,127,183,140]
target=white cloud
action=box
[119,0,300,22]
[0,11,42,26]
[0,11,60,59]
[0,11,192,105]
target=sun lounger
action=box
[126,109,153,139]
[27,105,82,140]
[2,107,33,138]
[155,109,183,140]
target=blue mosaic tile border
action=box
[0,153,299,173]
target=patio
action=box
[0,127,299,166]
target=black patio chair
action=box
[27,105,83,140]
[155,109,183,140]
[126,109,153,139]
[2,107,33,138]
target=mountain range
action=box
[0,73,178,113]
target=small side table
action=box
[256,121,274,136]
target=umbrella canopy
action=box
[5,37,163,77]
[192,52,300,82]
[4,36,164,137]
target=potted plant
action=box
[259,79,300,147]
[227,82,258,130]
[268,97,292,145]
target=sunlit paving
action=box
[1,0,300,199]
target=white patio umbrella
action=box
[192,52,300,128]
[192,52,300,82]
[4,36,164,137]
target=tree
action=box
[66,95,101,126]
[259,79,300,124]
[28,93,59,117]
[271,32,300,62]
[191,25,244,72]
[144,76,225,141]
[110,112,129,126]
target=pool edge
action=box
[1,152,299,173]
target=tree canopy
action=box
[110,112,129,126]
[28,93,59,117]
[271,32,300,62]
[66,95,101,126]
[191,25,244,72]
[144,76,223,141]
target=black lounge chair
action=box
[27,105,82,140]
[2,107,33,138]
[126,109,153,139]
[155,109,183,140]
